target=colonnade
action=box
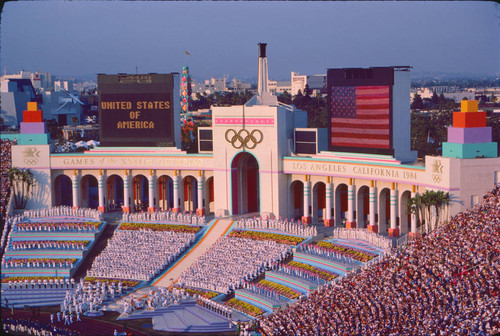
[56,169,212,215]
[295,177,418,237]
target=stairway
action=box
[152,218,235,288]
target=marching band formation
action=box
[177,236,292,294]
[122,209,206,225]
[236,216,317,237]
[87,229,196,281]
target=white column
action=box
[173,173,180,212]
[410,191,418,235]
[346,180,355,229]
[325,181,333,227]
[197,173,205,216]
[98,173,105,212]
[302,178,311,223]
[389,186,399,237]
[368,183,378,233]
[123,172,130,213]
[72,173,79,208]
[148,172,155,212]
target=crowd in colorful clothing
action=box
[0,139,15,217]
[257,185,500,335]
[177,236,291,294]
[87,229,196,281]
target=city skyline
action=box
[1,1,499,80]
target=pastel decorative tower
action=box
[180,66,192,113]
[442,100,497,159]
[19,102,49,145]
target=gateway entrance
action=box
[231,152,259,214]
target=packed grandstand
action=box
[1,186,498,335]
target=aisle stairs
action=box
[152,218,236,288]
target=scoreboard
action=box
[98,73,178,147]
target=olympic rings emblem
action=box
[23,158,39,165]
[225,129,263,150]
[432,174,442,183]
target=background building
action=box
[291,72,327,96]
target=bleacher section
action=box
[229,235,385,317]
[1,282,75,308]
[1,218,105,279]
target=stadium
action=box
[1,44,499,335]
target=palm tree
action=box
[434,191,450,228]
[407,194,422,230]
[419,190,451,231]
[8,167,36,209]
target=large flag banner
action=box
[330,85,391,149]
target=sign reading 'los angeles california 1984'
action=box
[98,73,176,147]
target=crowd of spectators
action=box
[258,185,500,335]
[0,139,15,217]
[87,229,196,281]
[177,236,291,294]
[236,216,317,237]
[122,209,206,225]
[3,316,83,336]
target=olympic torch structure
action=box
[257,43,269,94]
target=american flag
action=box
[330,85,390,149]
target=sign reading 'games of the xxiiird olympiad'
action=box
[98,73,175,147]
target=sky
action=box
[1,1,499,81]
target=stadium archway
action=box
[379,188,391,233]
[400,190,412,234]
[205,176,214,214]
[158,175,173,211]
[132,175,149,211]
[106,174,124,211]
[81,175,98,209]
[335,183,348,226]
[356,186,370,228]
[231,152,259,215]
[182,176,198,212]
[54,175,72,206]
[289,180,304,220]
[312,182,326,225]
